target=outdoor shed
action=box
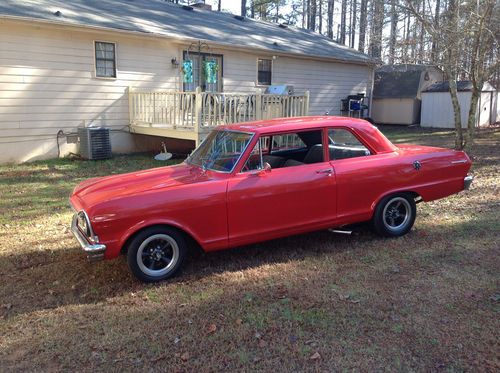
[421,81,499,128]
[371,64,443,125]
[0,0,375,163]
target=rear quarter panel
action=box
[333,146,471,224]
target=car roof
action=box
[218,116,397,154]
[219,116,373,134]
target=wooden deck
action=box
[128,87,310,145]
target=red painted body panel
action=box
[69,116,472,259]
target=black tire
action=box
[126,226,187,283]
[372,193,416,237]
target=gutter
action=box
[0,15,377,67]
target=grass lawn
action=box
[0,126,498,371]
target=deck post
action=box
[304,90,310,116]
[255,92,262,121]
[128,86,133,125]
[195,86,203,145]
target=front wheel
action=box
[127,226,187,282]
[372,193,416,237]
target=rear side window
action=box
[328,129,371,160]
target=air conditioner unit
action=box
[78,127,112,160]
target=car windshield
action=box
[187,130,254,172]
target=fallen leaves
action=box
[206,323,217,334]
[309,352,321,360]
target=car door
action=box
[327,127,386,223]
[226,129,337,247]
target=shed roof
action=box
[373,64,440,99]
[0,0,374,65]
[422,80,497,93]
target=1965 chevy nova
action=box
[70,117,473,282]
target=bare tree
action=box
[402,0,499,150]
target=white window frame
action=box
[256,57,273,87]
[93,40,118,80]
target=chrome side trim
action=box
[451,160,468,164]
[464,175,473,190]
[71,213,106,261]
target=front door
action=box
[227,129,337,247]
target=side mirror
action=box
[250,162,272,176]
[263,162,272,173]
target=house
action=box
[371,64,443,125]
[0,0,375,163]
[0,0,374,162]
[421,81,499,128]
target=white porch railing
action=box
[128,87,310,139]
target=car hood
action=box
[70,162,209,211]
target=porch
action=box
[128,87,310,145]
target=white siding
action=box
[0,19,373,163]
[0,19,181,163]
[421,91,498,128]
[215,50,372,115]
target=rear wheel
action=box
[127,226,187,282]
[372,193,416,237]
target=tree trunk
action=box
[241,0,247,17]
[418,0,425,63]
[370,0,384,58]
[310,0,317,30]
[448,77,464,149]
[340,0,347,44]
[358,0,367,52]
[319,0,323,34]
[327,0,334,39]
[218,0,221,12]
[389,0,397,64]
[431,0,440,62]
[350,0,357,48]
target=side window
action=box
[328,129,371,160]
[270,133,305,153]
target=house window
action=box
[257,58,272,86]
[95,41,116,78]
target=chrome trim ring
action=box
[136,234,180,277]
[382,197,412,232]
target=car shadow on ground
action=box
[0,227,374,319]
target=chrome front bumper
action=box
[464,175,474,190]
[71,213,106,261]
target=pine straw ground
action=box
[0,126,498,372]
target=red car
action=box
[70,117,473,282]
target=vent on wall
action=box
[78,127,112,160]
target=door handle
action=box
[316,168,333,175]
